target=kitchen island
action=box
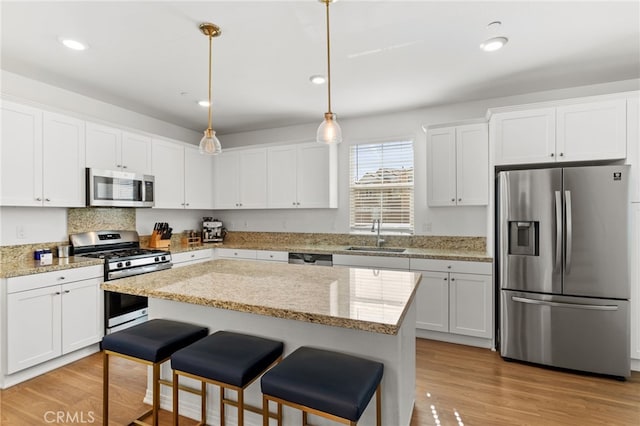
[101,259,421,426]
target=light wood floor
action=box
[2,338,639,425]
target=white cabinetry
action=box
[1,101,85,207]
[492,98,627,165]
[267,143,338,209]
[5,265,103,374]
[152,139,214,209]
[86,123,152,174]
[215,248,288,262]
[172,249,213,268]
[410,258,492,340]
[427,123,488,206]
[214,149,267,209]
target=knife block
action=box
[149,231,171,249]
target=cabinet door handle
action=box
[58,276,65,280]
[292,202,296,206]
[559,152,564,157]
[116,164,122,168]
[36,197,42,201]
[64,290,70,294]
[451,198,455,202]
[122,165,128,169]
[451,278,455,281]
[269,255,274,258]
[444,277,448,281]
[45,198,51,202]
[550,153,555,157]
[458,198,462,202]
[297,202,300,206]
[54,291,61,295]
[447,265,452,269]
[185,203,190,206]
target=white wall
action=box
[214,78,640,237]
[0,70,202,143]
[0,207,67,245]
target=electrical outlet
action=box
[16,225,25,239]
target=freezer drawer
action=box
[500,290,630,377]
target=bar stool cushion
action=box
[171,331,284,387]
[101,319,208,363]
[261,347,384,422]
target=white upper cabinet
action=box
[492,97,627,165]
[267,142,337,209]
[492,107,556,165]
[556,99,626,162]
[427,123,488,206]
[184,145,215,209]
[1,101,43,206]
[152,139,215,209]
[1,102,85,207]
[86,123,151,174]
[214,148,268,209]
[42,112,86,207]
[152,138,185,209]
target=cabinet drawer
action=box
[216,248,257,260]
[172,249,213,264]
[256,250,288,262]
[409,258,492,275]
[333,254,410,270]
[7,265,104,294]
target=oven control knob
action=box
[117,262,123,268]
[161,256,166,261]
[125,261,131,267]
[154,257,159,262]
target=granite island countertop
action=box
[101,259,421,335]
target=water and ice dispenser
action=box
[508,221,539,256]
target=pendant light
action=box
[316,0,342,145]
[199,23,222,155]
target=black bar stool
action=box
[261,347,384,426]
[101,319,208,426]
[171,330,284,426]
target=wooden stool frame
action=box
[173,356,283,426]
[262,383,381,426]
[103,349,175,426]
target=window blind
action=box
[349,140,414,233]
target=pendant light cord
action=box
[325,0,332,114]
[208,33,213,130]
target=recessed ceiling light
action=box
[309,75,326,85]
[59,38,88,51]
[198,100,210,107]
[480,36,508,52]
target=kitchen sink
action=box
[345,246,406,253]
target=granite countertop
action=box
[101,259,421,335]
[168,241,492,262]
[0,256,104,278]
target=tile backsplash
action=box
[67,207,135,234]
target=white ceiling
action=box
[1,1,639,135]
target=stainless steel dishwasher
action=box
[288,252,333,266]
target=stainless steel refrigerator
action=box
[497,165,630,378]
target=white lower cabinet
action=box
[215,248,287,262]
[5,265,103,374]
[410,259,493,340]
[171,249,213,268]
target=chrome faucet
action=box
[371,219,385,247]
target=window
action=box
[349,140,414,233]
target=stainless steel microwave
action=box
[86,168,154,208]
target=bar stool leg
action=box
[103,351,109,426]
[302,411,308,426]
[152,363,160,426]
[173,371,179,425]
[219,386,225,426]
[277,400,282,426]
[238,389,244,426]
[201,381,207,425]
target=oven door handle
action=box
[108,263,173,280]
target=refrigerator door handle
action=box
[554,190,562,272]
[512,296,618,311]
[565,190,573,274]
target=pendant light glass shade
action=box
[199,22,222,155]
[317,112,342,145]
[317,0,342,145]
[199,128,222,155]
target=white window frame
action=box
[349,138,415,235]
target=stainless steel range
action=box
[70,230,172,334]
